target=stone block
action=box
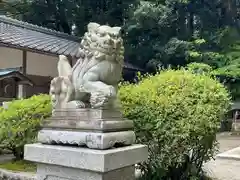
[24,144,148,180]
[0,168,36,180]
[38,129,136,149]
[24,144,147,172]
[36,164,135,180]
[217,146,240,160]
[52,108,123,120]
[42,118,133,132]
[41,108,136,149]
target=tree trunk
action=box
[12,147,24,160]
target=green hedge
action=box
[0,69,230,179]
[0,94,51,159]
[119,69,230,179]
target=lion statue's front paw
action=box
[90,92,109,108]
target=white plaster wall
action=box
[0,47,22,68]
[26,52,58,77]
[0,47,60,77]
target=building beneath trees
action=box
[0,16,141,104]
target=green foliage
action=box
[2,0,137,35]
[187,63,212,75]
[213,64,240,79]
[0,70,231,179]
[212,41,240,99]
[214,39,240,79]
[3,0,240,73]
[123,0,240,70]
[160,38,193,67]
[0,160,36,172]
[0,94,51,159]
[123,1,170,70]
[185,38,227,69]
[119,69,230,179]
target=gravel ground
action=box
[204,159,240,180]
[204,133,240,180]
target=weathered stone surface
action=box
[217,146,240,160]
[24,144,148,172]
[37,164,135,180]
[50,22,124,109]
[42,119,133,132]
[38,130,136,149]
[0,168,35,180]
[51,108,123,119]
[0,166,143,180]
[44,109,134,133]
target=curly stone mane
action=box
[78,23,124,63]
[72,23,124,81]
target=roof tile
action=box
[0,16,81,57]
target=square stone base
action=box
[37,164,135,180]
[24,144,148,180]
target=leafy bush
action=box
[187,63,212,75]
[0,94,51,159]
[0,70,230,180]
[119,69,230,180]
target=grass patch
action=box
[0,160,36,173]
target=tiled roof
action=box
[0,16,142,71]
[0,67,33,85]
[0,16,81,57]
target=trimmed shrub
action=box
[0,94,51,159]
[119,69,230,179]
[0,69,230,180]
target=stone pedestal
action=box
[38,109,136,149]
[25,144,148,180]
[24,108,148,180]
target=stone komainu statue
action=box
[50,22,124,109]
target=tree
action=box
[3,0,240,86]
[123,0,240,71]
[2,0,137,35]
